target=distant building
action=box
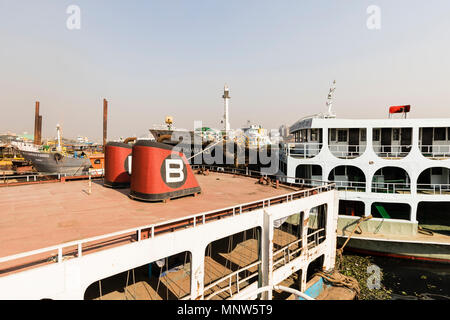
[76,136,90,144]
[279,125,294,142]
[279,125,289,138]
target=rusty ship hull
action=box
[20,150,92,175]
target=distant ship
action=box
[149,86,279,169]
[12,124,92,176]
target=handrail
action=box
[191,165,332,187]
[328,144,365,150]
[273,237,302,257]
[282,143,322,159]
[371,182,411,194]
[0,167,335,273]
[307,228,325,239]
[333,180,366,192]
[417,183,450,195]
[420,144,450,157]
[203,260,261,300]
[273,237,303,268]
[328,144,366,158]
[374,145,412,158]
[233,284,315,300]
[0,171,104,184]
[306,228,325,248]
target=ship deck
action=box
[338,229,450,245]
[0,171,300,259]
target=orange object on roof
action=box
[389,105,410,114]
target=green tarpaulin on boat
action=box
[375,204,391,219]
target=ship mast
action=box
[325,80,337,118]
[222,84,231,133]
[56,124,62,152]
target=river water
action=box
[370,255,450,300]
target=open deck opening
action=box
[329,166,366,192]
[307,204,327,247]
[84,251,192,300]
[417,202,450,236]
[371,202,410,220]
[203,227,261,300]
[420,127,450,159]
[339,200,365,217]
[273,212,304,270]
[372,166,411,194]
[373,127,412,159]
[328,128,367,159]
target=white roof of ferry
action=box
[290,116,450,133]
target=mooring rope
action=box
[313,215,373,298]
[418,226,434,236]
[313,270,361,296]
[337,215,373,258]
[186,136,225,161]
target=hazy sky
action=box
[1,1,450,141]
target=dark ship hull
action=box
[20,150,92,175]
[149,129,278,171]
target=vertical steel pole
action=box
[103,99,108,151]
[37,115,42,145]
[34,101,40,145]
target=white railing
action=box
[284,143,322,159]
[284,177,330,186]
[333,181,366,192]
[420,145,450,158]
[0,168,335,275]
[0,171,104,185]
[233,284,315,300]
[273,237,303,268]
[203,260,261,300]
[191,165,332,187]
[374,145,412,158]
[371,182,411,194]
[306,228,325,248]
[328,145,366,159]
[417,183,450,195]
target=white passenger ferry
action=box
[280,89,450,263]
[280,83,450,263]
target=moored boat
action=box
[11,124,92,176]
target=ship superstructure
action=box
[280,89,450,262]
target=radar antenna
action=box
[325,80,337,118]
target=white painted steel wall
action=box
[283,117,450,224]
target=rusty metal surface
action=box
[0,172,293,258]
[103,99,107,149]
[34,101,40,145]
[37,115,42,145]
